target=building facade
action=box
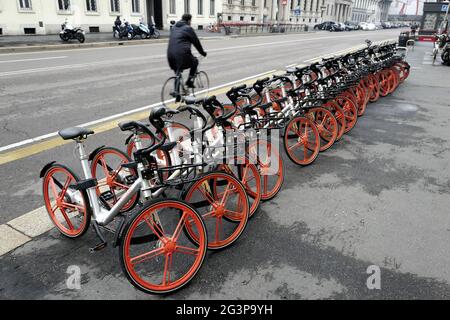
[260,0,354,26]
[0,0,221,35]
[222,0,260,22]
[352,0,380,22]
[0,0,150,35]
[378,0,391,21]
[162,0,221,30]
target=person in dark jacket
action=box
[114,16,121,28]
[167,14,207,88]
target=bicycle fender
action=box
[113,215,128,248]
[88,145,106,162]
[39,161,56,178]
[124,134,134,146]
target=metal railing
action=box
[220,22,308,35]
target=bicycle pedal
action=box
[100,191,114,202]
[89,242,107,253]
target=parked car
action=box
[329,22,345,32]
[374,22,383,30]
[359,22,376,31]
[344,21,359,31]
[314,21,337,31]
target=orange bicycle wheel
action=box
[283,116,320,166]
[42,164,90,238]
[120,199,207,294]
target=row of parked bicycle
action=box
[40,40,410,294]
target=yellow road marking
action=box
[0,70,276,166]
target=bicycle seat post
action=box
[74,139,102,222]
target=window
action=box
[252,0,255,6]
[210,0,215,15]
[24,27,36,34]
[132,0,140,13]
[251,16,255,21]
[169,0,175,14]
[58,0,70,11]
[198,0,203,15]
[110,0,120,13]
[19,0,32,10]
[228,15,232,21]
[240,16,244,21]
[85,0,97,12]
[228,0,232,4]
[241,0,244,6]
[184,0,190,13]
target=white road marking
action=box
[0,56,67,64]
[0,224,31,256]
[0,69,276,153]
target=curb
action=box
[0,32,315,54]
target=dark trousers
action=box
[168,54,198,79]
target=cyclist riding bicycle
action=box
[167,13,207,88]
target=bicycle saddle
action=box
[149,106,179,120]
[58,127,94,140]
[118,120,145,132]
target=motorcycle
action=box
[60,22,85,43]
[113,22,133,40]
[148,23,161,39]
[440,34,450,65]
[432,33,447,65]
[130,22,160,39]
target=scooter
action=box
[440,34,450,65]
[432,33,447,65]
[131,22,151,39]
[113,22,133,40]
[60,21,85,43]
[148,23,161,39]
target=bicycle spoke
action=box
[172,212,188,241]
[175,245,199,256]
[130,247,164,265]
[59,208,74,230]
[49,177,61,200]
[197,184,218,207]
[62,202,84,212]
[144,217,166,243]
[162,254,171,286]
[224,210,243,220]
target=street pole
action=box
[444,0,450,33]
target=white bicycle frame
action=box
[66,135,173,226]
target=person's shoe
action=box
[185,78,196,88]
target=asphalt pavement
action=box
[2,30,450,299]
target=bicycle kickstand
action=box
[90,221,107,253]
